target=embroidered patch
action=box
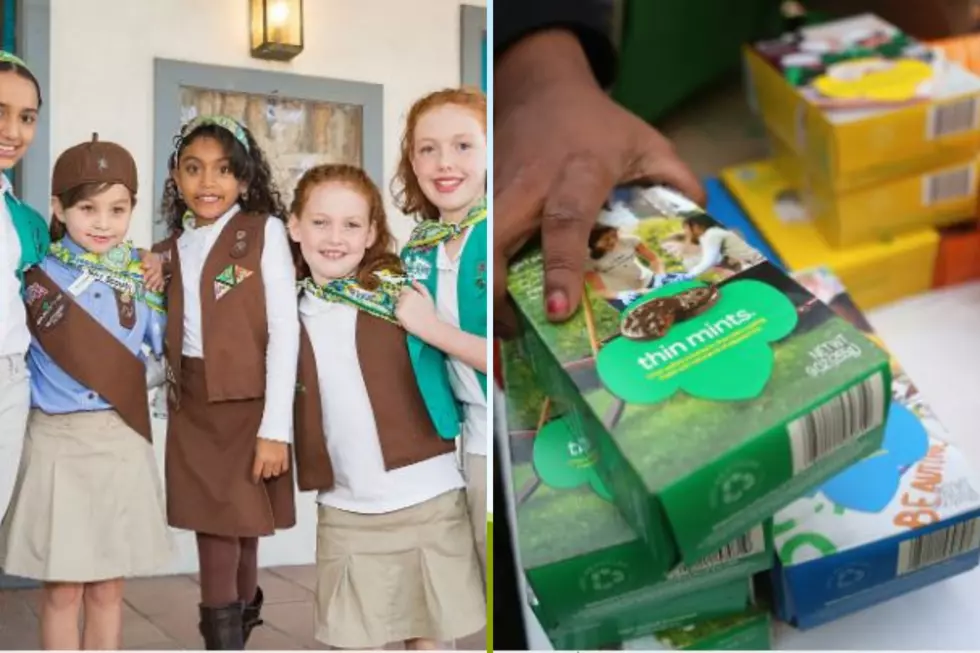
[25,282,48,305]
[214,265,254,300]
[230,240,248,259]
[36,293,68,331]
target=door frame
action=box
[460,4,486,89]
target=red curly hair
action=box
[391,87,487,221]
[291,164,403,289]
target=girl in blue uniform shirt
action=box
[0,136,172,650]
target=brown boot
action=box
[199,602,245,650]
[243,586,264,645]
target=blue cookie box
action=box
[773,510,980,630]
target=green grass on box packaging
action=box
[503,341,772,636]
[506,185,892,576]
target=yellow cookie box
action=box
[767,127,979,247]
[721,160,939,311]
[744,18,980,192]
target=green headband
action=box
[175,115,251,157]
[0,50,30,71]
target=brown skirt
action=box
[165,357,296,537]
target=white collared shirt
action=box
[0,175,29,359]
[300,292,464,513]
[435,228,488,457]
[177,204,299,444]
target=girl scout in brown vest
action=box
[288,164,485,650]
[154,116,297,650]
[0,136,172,650]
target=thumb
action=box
[411,280,430,298]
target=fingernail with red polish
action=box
[546,290,568,317]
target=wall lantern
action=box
[250,0,304,61]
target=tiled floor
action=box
[0,565,486,650]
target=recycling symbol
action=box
[585,565,627,592]
[833,566,866,590]
[722,472,756,505]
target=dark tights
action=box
[195,533,259,607]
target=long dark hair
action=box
[159,122,285,236]
[0,59,42,108]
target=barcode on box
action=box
[927,96,980,139]
[667,526,764,579]
[922,165,975,206]
[788,372,886,475]
[896,517,980,575]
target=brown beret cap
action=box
[51,133,138,197]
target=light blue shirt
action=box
[28,237,166,414]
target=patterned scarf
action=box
[403,197,487,251]
[48,240,166,313]
[300,270,409,324]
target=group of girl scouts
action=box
[0,50,487,651]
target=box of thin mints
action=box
[772,267,980,630]
[503,341,771,646]
[506,185,892,575]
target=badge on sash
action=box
[36,293,69,331]
[25,282,48,305]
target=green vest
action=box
[402,220,488,439]
[7,192,49,291]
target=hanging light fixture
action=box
[250,0,304,61]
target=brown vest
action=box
[155,211,269,409]
[293,311,456,492]
[23,267,152,441]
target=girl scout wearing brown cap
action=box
[0,51,48,534]
[153,115,297,650]
[0,135,173,650]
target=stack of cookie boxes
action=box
[504,185,893,648]
[768,266,980,630]
[737,13,980,309]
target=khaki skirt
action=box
[166,357,295,537]
[314,489,486,649]
[0,410,174,582]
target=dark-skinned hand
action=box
[494,29,704,332]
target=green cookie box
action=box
[506,185,892,576]
[541,577,755,651]
[618,606,772,651]
[504,342,773,632]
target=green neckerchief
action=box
[403,197,487,252]
[300,269,409,324]
[48,239,166,313]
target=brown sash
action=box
[23,267,152,441]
